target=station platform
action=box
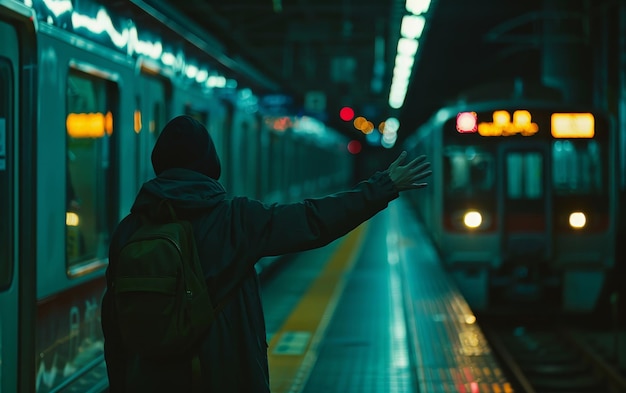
[260,197,515,393]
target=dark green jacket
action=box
[102,168,398,392]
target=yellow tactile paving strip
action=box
[268,223,368,393]
[266,200,514,392]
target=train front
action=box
[410,101,615,314]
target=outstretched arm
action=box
[246,151,432,256]
[386,151,431,191]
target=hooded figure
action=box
[151,115,222,180]
[102,115,431,392]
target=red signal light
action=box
[340,106,355,121]
[347,140,362,154]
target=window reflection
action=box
[553,140,602,195]
[443,146,494,196]
[65,70,117,271]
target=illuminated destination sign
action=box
[476,110,538,137]
[457,110,597,138]
[551,113,594,138]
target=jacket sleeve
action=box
[244,171,399,257]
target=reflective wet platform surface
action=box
[261,198,514,393]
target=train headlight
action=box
[463,211,482,229]
[569,211,586,229]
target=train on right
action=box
[403,95,617,315]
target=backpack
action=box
[112,200,215,360]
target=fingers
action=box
[407,154,427,166]
[405,158,430,175]
[389,151,407,170]
[407,160,432,187]
[388,152,432,191]
[413,170,432,181]
[410,162,431,177]
[391,153,426,172]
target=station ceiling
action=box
[138,0,589,144]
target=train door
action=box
[136,72,168,190]
[0,19,18,393]
[497,142,553,300]
[0,3,36,392]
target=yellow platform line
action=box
[268,222,368,393]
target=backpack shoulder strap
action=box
[153,199,244,316]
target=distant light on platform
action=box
[195,69,209,83]
[353,116,366,130]
[185,64,198,79]
[385,117,400,133]
[456,112,477,133]
[381,135,396,149]
[569,212,586,229]
[269,116,291,131]
[465,315,476,324]
[347,140,362,154]
[339,106,355,121]
[366,130,381,145]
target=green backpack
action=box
[113,200,214,360]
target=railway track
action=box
[480,315,626,393]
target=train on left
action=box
[0,1,355,392]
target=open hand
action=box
[386,151,432,191]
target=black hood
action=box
[151,115,221,180]
[131,168,226,214]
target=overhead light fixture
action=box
[387,0,432,112]
[406,0,431,15]
[401,15,426,39]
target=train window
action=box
[0,59,12,290]
[506,152,543,199]
[443,146,494,195]
[66,70,118,272]
[135,76,167,188]
[552,140,602,194]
